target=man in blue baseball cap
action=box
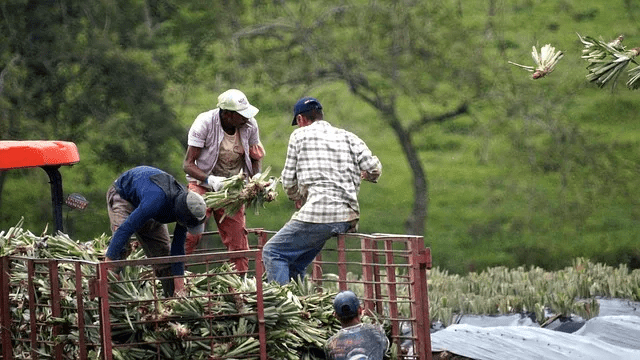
[291,96,323,125]
[325,291,389,360]
[262,96,382,285]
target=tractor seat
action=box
[0,140,80,170]
[0,140,81,233]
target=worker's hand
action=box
[104,257,124,280]
[361,168,381,183]
[207,175,225,192]
[174,277,186,297]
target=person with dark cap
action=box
[325,290,389,360]
[183,89,265,272]
[262,97,382,284]
[105,165,207,297]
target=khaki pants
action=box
[106,185,172,280]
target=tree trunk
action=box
[384,112,427,236]
[348,89,432,237]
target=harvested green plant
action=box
[577,33,640,89]
[0,221,347,359]
[203,166,280,220]
[3,220,640,358]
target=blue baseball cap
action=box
[292,97,322,125]
[333,290,360,318]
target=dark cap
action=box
[333,290,360,319]
[292,97,322,125]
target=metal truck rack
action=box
[1,229,432,359]
[308,233,433,360]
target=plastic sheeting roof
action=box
[431,299,640,360]
[574,316,640,350]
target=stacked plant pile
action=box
[107,267,341,360]
[203,166,280,220]
[427,257,640,327]
[4,219,640,357]
[0,220,350,360]
[0,219,109,358]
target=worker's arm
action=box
[352,135,382,183]
[250,145,263,175]
[183,146,208,182]
[248,120,265,176]
[170,224,188,296]
[281,137,305,206]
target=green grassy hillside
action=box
[172,0,640,274]
[2,0,640,276]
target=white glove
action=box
[207,175,225,192]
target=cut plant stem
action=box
[508,44,563,79]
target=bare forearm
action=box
[183,146,208,182]
[183,162,208,182]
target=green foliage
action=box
[0,0,184,161]
[0,0,187,238]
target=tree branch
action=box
[408,102,469,132]
[232,23,294,42]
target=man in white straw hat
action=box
[183,89,265,272]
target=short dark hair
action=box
[337,306,358,322]
[300,108,323,122]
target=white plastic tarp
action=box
[574,315,640,350]
[431,322,640,360]
[430,298,640,360]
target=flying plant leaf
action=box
[627,64,640,89]
[577,33,640,90]
[509,44,564,79]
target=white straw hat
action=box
[217,89,259,119]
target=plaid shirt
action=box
[282,120,381,224]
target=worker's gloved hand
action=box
[207,175,225,192]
